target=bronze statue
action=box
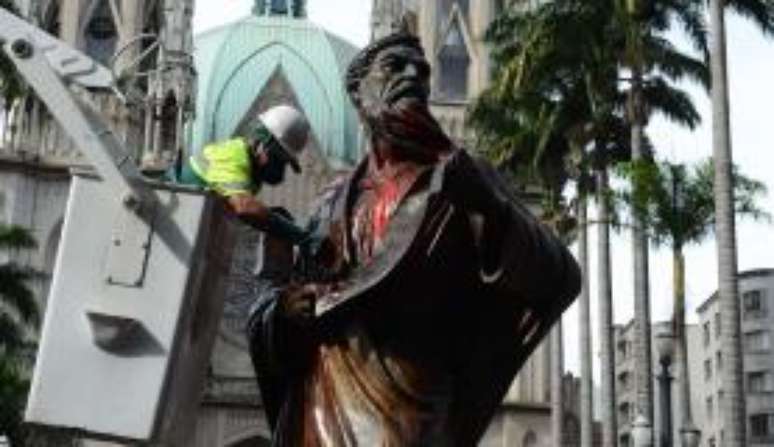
[247,30,581,446]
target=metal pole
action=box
[658,361,673,447]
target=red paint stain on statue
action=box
[353,161,423,265]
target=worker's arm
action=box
[226,193,312,245]
[226,193,270,226]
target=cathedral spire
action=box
[371,0,416,41]
[370,0,404,41]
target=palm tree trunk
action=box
[578,198,593,447]
[630,68,654,431]
[708,1,746,445]
[672,247,695,438]
[551,321,565,447]
[597,167,617,447]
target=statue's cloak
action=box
[249,149,580,446]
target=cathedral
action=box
[0,0,561,445]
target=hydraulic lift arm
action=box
[0,7,158,211]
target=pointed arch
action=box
[434,4,475,102]
[523,430,538,447]
[81,0,120,65]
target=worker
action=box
[173,104,314,246]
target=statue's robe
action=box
[248,149,580,446]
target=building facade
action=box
[696,268,774,447]
[614,320,706,447]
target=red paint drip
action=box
[372,179,400,245]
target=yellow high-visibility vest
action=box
[189,138,260,197]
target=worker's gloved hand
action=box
[265,210,310,245]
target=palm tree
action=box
[473,2,708,444]
[620,158,769,444]
[706,1,774,444]
[616,0,709,430]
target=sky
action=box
[192,1,774,376]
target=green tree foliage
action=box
[0,357,29,446]
[0,224,38,356]
[468,0,708,213]
[617,158,770,248]
[0,224,39,446]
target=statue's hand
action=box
[278,283,318,328]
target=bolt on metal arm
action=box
[0,7,157,211]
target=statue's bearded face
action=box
[352,42,451,161]
[357,45,431,117]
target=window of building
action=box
[704,358,713,381]
[714,312,722,338]
[708,437,716,447]
[438,0,470,31]
[748,371,773,393]
[716,351,723,373]
[436,20,470,102]
[706,396,714,420]
[270,0,289,14]
[83,0,119,66]
[743,289,768,319]
[744,330,772,352]
[523,431,537,447]
[617,340,628,361]
[703,321,711,346]
[618,371,630,391]
[750,414,774,438]
[619,402,631,425]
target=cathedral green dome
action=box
[191,8,362,168]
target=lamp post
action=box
[655,330,675,447]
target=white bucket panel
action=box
[25,175,235,446]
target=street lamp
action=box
[655,330,675,447]
[632,414,654,447]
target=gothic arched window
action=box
[523,431,538,447]
[436,19,470,101]
[84,0,118,66]
[438,0,470,36]
[270,0,289,15]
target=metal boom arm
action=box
[0,7,157,209]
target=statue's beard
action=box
[363,94,453,164]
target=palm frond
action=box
[0,225,37,250]
[729,0,774,36]
[0,263,40,326]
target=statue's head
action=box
[346,30,452,161]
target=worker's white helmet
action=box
[258,105,310,173]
